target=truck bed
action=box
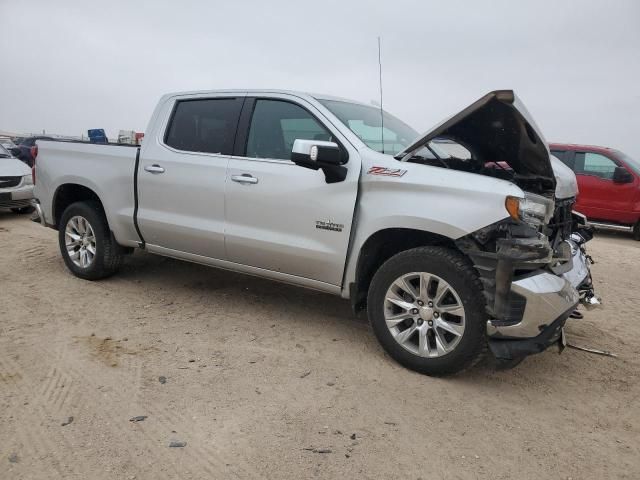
[35,140,142,247]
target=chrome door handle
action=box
[144,164,165,174]
[231,174,258,185]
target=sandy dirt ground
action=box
[1,211,639,480]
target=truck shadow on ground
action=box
[110,249,625,384]
[117,249,362,324]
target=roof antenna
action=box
[377,36,385,154]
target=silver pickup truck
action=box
[33,89,600,375]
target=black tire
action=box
[58,201,124,280]
[367,246,487,376]
[11,206,35,214]
[633,221,640,241]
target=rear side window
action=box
[165,98,244,155]
[574,152,618,180]
[246,99,332,160]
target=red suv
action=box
[550,143,640,240]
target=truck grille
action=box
[0,176,21,188]
[549,197,575,245]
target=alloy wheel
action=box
[64,215,96,268]
[384,272,466,357]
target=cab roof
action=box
[162,89,372,107]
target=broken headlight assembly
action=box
[505,192,554,227]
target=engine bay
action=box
[405,142,556,196]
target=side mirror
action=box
[9,147,21,157]
[291,139,347,183]
[613,166,633,184]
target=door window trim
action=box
[232,96,349,164]
[160,96,245,157]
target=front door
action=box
[137,95,245,259]
[225,96,359,286]
[572,151,636,223]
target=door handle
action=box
[231,174,258,185]
[144,164,165,174]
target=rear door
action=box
[572,150,636,222]
[136,94,245,259]
[224,95,360,286]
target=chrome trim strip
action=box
[34,201,46,226]
[588,221,633,232]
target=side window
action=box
[165,98,243,155]
[574,152,617,180]
[246,99,333,160]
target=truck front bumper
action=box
[486,240,598,360]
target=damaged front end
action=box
[457,200,601,363]
[396,89,602,364]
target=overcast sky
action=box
[1,0,639,158]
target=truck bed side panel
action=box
[34,141,140,247]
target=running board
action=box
[588,221,633,232]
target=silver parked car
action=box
[0,144,34,213]
[0,138,17,150]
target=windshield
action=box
[613,149,640,175]
[319,99,419,155]
[0,145,12,158]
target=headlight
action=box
[505,193,554,226]
[23,174,34,185]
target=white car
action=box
[0,144,34,213]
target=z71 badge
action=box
[367,166,407,177]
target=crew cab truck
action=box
[33,89,600,376]
[550,143,640,240]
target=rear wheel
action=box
[58,201,124,280]
[367,246,487,376]
[633,221,640,241]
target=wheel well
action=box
[351,228,457,314]
[52,184,103,229]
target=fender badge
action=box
[316,221,344,232]
[367,166,407,177]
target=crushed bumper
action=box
[486,236,600,361]
[487,271,579,339]
[488,308,572,361]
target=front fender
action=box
[341,161,524,296]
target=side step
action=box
[588,221,633,233]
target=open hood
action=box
[396,90,555,193]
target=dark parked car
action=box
[13,136,55,167]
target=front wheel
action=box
[367,246,487,376]
[633,221,640,241]
[58,201,124,280]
